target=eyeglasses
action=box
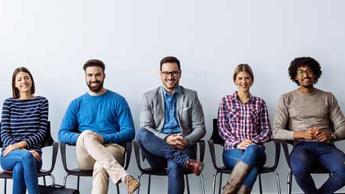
[297,69,314,76]
[161,71,180,77]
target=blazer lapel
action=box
[176,89,185,120]
[156,87,165,122]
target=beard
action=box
[301,78,314,88]
[87,80,104,92]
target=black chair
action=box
[0,121,59,194]
[60,141,132,193]
[133,140,206,194]
[207,119,281,194]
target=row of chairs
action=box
[0,120,338,194]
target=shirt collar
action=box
[232,91,254,104]
[162,85,182,97]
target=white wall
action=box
[1,0,345,193]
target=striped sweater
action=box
[1,96,49,154]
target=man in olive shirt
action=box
[272,57,345,194]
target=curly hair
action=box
[288,57,322,85]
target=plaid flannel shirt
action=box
[217,92,272,150]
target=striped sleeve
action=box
[1,99,16,145]
[25,98,49,148]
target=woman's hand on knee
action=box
[29,150,41,161]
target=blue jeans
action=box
[223,144,266,189]
[290,142,345,194]
[136,128,195,194]
[0,149,42,194]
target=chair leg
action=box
[116,183,120,194]
[185,174,190,194]
[77,176,80,191]
[218,173,223,194]
[258,173,263,194]
[137,174,143,194]
[274,171,281,194]
[147,174,151,194]
[4,178,7,194]
[63,174,69,187]
[200,174,205,194]
[212,172,218,194]
[49,174,56,186]
[43,176,47,186]
[287,171,292,194]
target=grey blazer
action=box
[139,86,206,145]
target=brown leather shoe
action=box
[186,159,204,176]
[124,175,140,194]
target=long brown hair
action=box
[12,67,35,99]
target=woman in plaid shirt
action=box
[218,64,272,194]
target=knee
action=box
[79,130,95,139]
[333,166,345,178]
[290,160,308,176]
[246,145,264,155]
[290,153,310,175]
[82,132,100,143]
[222,151,239,168]
[21,150,35,161]
[135,128,149,144]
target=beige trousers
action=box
[76,130,127,194]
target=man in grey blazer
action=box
[136,56,206,194]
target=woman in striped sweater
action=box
[0,67,49,194]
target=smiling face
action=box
[295,65,315,88]
[15,71,33,96]
[160,62,181,93]
[234,71,253,93]
[85,66,105,93]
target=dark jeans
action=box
[223,144,266,188]
[136,128,195,194]
[290,141,345,194]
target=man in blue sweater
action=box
[58,59,139,194]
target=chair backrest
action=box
[0,121,52,148]
[210,118,224,145]
[0,122,2,148]
[42,121,54,147]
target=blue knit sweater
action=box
[58,90,135,145]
